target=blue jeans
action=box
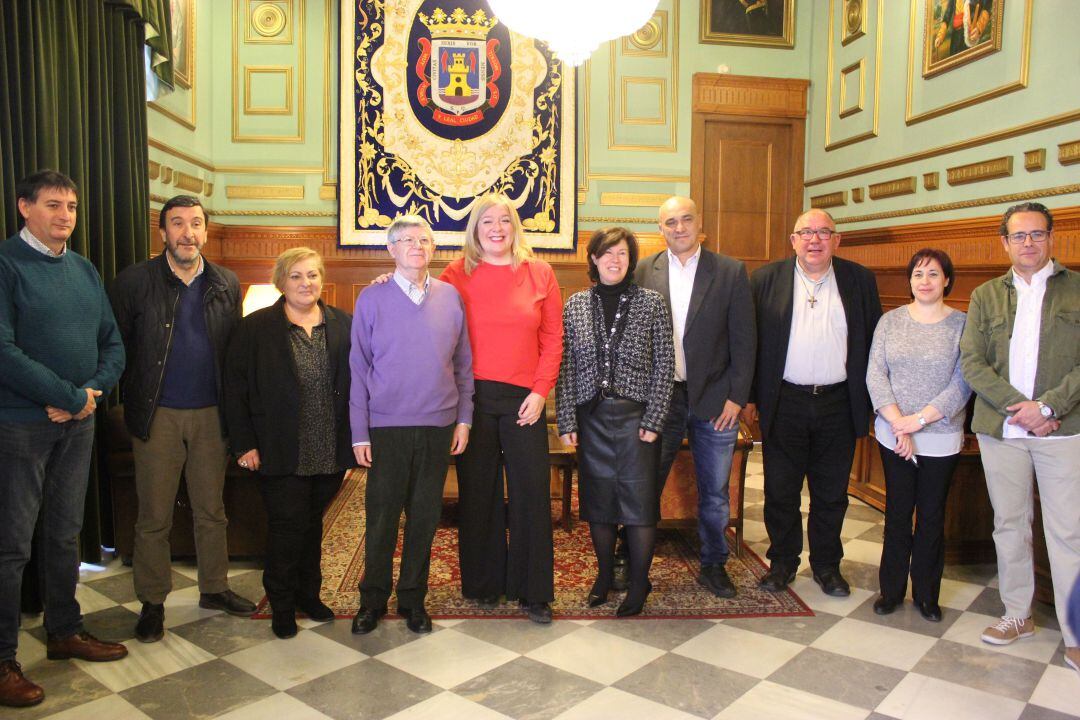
[0,417,95,661]
[658,383,737,566]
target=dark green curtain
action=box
[0,0,153,561]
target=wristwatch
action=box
[917,414,927,427]
[1037,401,1055,419]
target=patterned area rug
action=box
[260,469,812,620]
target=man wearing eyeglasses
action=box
[960,202,1080,673]
[349,214,473,635]
[743,209,882,596]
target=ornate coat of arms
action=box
[416,8,502,127]
[338,0,576,249]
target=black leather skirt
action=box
[576,396,661,525]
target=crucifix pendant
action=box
[807,296,817,309]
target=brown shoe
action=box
[979,616,1035,645]
[0,660,44,707]
[46,631,128,662]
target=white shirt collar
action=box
[393,270,430,296]
[19,227,66,257]
[667,245,701,269]
[1012,261,1054,288]
[165,251,204,283]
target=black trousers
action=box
[878,445,958,604]
[259,472,344,612]
[360,425,453,610]
[762,383,855,572]
[456,381,554,604]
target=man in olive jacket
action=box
[110,195,255,644]
[959,201,1080,674]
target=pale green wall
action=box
[147,0,1079,231]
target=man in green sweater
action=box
[0,170,127,708]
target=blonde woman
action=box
[224,248,355,639]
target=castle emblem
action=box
[415,7,502,126]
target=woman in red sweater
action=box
[440,194,564,623]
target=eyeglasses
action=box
[1005,230,1050,244]
[794,228,836,240]
[391,236,433,247]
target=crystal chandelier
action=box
[487,0,660,66]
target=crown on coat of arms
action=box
[418,7,498,40]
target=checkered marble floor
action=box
[13,451,1080,720]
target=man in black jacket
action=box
[743,209,881,596]
[110,195,255,643]
[635,196,756,597]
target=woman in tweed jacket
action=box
[556,227,675,616]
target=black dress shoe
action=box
[522,601,553,624]
[298,599,335,622]
[135,602,165,643]
[398,606,433,634]
[616,581,652,618]
[873,596,900,616]
[698,564,737,598]
[199,590,257,617]
[612,556,629,592]
[351,606,386,635]
[917,601,943,622]
[812,568,851,597]
[587,575,612,607]
[271,611,298,639]
[758,565,797,593]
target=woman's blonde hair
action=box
[461,194,534,274]
[271,246,324,291]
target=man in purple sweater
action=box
[349,215,474,635]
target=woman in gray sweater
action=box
[866,248,971,622]
[556,227,674,616]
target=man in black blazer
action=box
[634,196,756,597]
[743,209,881,596]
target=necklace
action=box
[795,265,831,309]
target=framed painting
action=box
[339,0,576,249]
[923,0,1003,78]
[700,0,795,48]
[170,0,195,88]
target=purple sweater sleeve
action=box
[453,293,475,426]
[349,293,374,444]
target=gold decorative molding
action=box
[174,171,204,193]
[1024,149,1046,172]
[622,11,667,57]
[209,209,336,217]
[805,109,1080,187]
[246,0,293,43]
[149,161,161,181]
[852,187,864,203]
[905,0,1032,125]
[842,0,866,45]
[588,172,690,183]
[318,183,338,200]
[149,96,196,131]
[243,66,293,115]
[600,192,672,208]
[947,156,1013,186]
[321,0,335,185]
[868,177,916,200]
[225,184,305,200]
[923,172,939,190]
[160,166,174,185]
[233,0,304,142]
[1060,140,1080,166]
[577,60,592,198]
[811,191,847,209]
[148,138,214,172]
[607,1,678,152]
[692,74,809,118]
[833,184,1080,225]
[216,165,323,174]
[838,59,865,119]
[579,215,658,225]
[824,0,883,150]
[203,181,215,197]
[619,77,667,125]
[150,193,169,205]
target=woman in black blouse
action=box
[556,228,675,616]
[224,247,355,639]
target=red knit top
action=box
[439,257,563,397]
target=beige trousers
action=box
[132,406,230,603]
[978,432,1080,647]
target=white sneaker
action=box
[1065,647,1079,676]
[980,616,1035,645]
